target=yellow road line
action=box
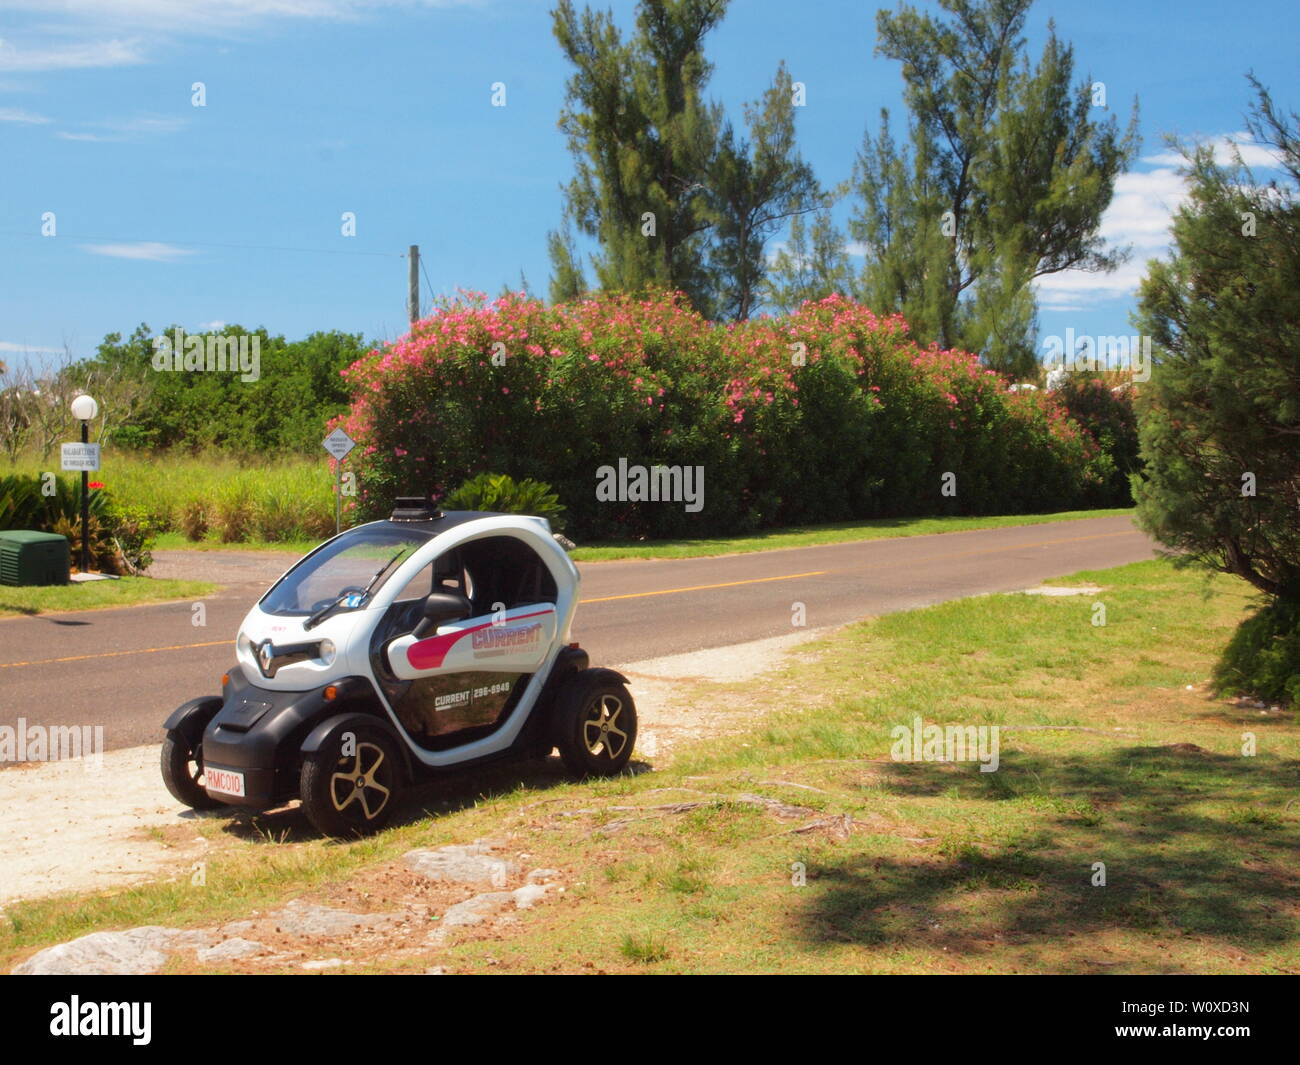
[0,639,230,670]
[902,528,1141,568]
[581,570,828,604]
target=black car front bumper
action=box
[201,665,381,807]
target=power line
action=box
[420,256,435,317]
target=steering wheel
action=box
[307,586,367,613]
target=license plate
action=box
[205,767,245,797]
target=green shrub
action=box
[0,473,163,573]
[442,472,567,532]
[214,482,255,543]
[102,501,160,574]
[1054,375,1138,506]
[1213,598,1300,707]
[252,490,302,542]
[179,499,209,541]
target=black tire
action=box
[299,724,404,838]
[553,673,637,776]
[161,729,224,811]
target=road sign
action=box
[61,443,100,471]
[322,428,356,461]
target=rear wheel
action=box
[299,725,404,838]
[553,674,637,777]
[161,729,224,811]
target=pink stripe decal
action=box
[405,608,555,671]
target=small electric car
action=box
[161,497,636,837]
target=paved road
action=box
[0,515,1155,752]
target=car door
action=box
[381,535,558,749]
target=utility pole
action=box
[408,244,420,324]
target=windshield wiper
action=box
[304,547,409,630]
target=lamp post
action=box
[70,394,98,575]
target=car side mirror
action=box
[412,591,472,639]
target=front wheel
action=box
[161,729,224,810]
[553,674,637,777]
[299,725,404,838]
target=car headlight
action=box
[318,638,336,666]
[237,630,251,656]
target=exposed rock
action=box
[13,926,177,975]
[197,938,266,963]
[171,928,219,950]
[269,899,395,937]
[526,868,560,883]
[301,958,349,970]
[442,891,515,928]
[403,843,515,888]
[512,883,552,910]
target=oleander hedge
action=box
[337,291,1131,540]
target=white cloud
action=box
[0,1,484,32]
[0,341,63,354]
[1034,165,1190,311]
[57,114,189,141]
[1143,131,1286,171]
[0,106,50,124]
[108,115,188,135]
[0,2,482,80]
[81,242,196,262]
[1036,128,1287,313]
[0,37,146,72]
[198,320,227,330]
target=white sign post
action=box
[322,428,356,536]
[60,443,100,472]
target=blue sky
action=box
[1,0,1295,368]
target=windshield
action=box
[259,523,432,617]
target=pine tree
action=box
[705,63,824,320]
[548,0,726,315]
[547,1,825,319]
[849,0,1137,375]
[763,210,851,314]
[1132,79,1300,603]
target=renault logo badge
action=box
[257,639,275,677]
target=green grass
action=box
[154,506,1134,562]
[0,577,217,617]
[567,508,1135,561]
[153,531,320,556]
[4,452,337,544]
[3,559,1293,975]
[6,451,1132,560]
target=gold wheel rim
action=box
[582,694,629,760]
[329,741,392,820]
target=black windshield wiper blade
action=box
[304,548,408,630]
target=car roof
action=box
[377,510,543,537]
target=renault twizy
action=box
[160,498,636,837]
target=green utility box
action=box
[0,530,71,586]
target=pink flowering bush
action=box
[338,290,1117,539]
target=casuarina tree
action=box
[848,0,1138,377]
[1132,78,1300,703]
